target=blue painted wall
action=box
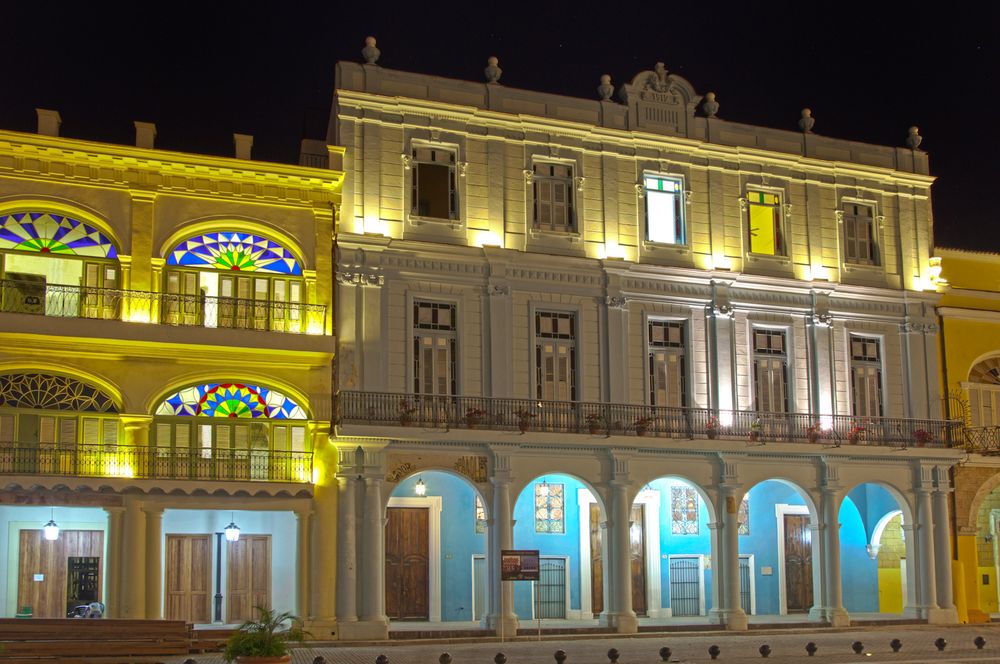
[839,497,880,612]
[393,472,486,622]
[846,483,902,542]
[738,481,806,615]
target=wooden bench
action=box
[188,626,234,653]
[0,619,189,658]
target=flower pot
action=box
[399,416,412,427]
[467,420,478,430]
[807,432,819,444]
[848,435,859,445]
[635,426,648,437]
[518,423,530,433]
[588,425,600,435]
[706,429,718,440]
[749,431,760,443]
[236,656,292,664]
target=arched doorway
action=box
[384,470,489,623]
[974,485,1000,615]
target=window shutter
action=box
[59,418,77,445]
[102,420,117,446]
[0,415,14,442]
[156,423,172,448]
[82,418,101,445]
[291,426,306,452]
[174,423,190,449]
[39,416,56,444]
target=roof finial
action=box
[702,92,719,118]
[485,56,502,84]
[798,108,815,133]
[362,36,380,65]
[906,126,923,150]
[597,74,614,101]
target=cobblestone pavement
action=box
[170,624,1000,664]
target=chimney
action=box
[134,121,157,149]
[36,109,61,137]
[234,133,253,160]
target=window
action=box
[842,202,878,265]
[644,175,685,244]
[746,190,785,256]
[534,481,565,533]
[753,329,788,413]
[475,494,487,534]
[850,336,883,417]
[413,301,457,395]
[411,146,457,220]
[533,162,575,232]
[671,486,699,535]
[738,496,750,536]
[648,320,686,407]
[535,311,576,401]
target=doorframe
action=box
[579,488,665,618]
[775,503,810,615]
[528,555,572,620]
[386,496,442,622]
[739,553,757,615]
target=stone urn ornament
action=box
[906,126,923,150]
[362,36,380,65]
[597,74,614,101]
[485,56,502,84]
[798,108,815,133]
[702,91,719,118]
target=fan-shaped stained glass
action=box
[167,232,301,275]
[0,373,118,412]
[155,382,306,419]
[0,212,118,258]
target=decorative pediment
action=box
[619,62,702,135]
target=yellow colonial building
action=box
[0,112,342,632]
[937,248,1000,623]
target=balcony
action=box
[0,279,326,334]
[337,391,961,449]
[963,426,1000,454]
[0,443,313,483]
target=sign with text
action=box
[501,549,540,581]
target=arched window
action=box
[162,231,305,332]
[0,211,121,319]
[153,382,309,480]
[967,357,1000,427]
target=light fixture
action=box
[414,478,427,496]
[43,508,59,541]
[224,513,241,542]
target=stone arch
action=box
[382,466,490,518]
[839,479,915,526]
[160,218,307,275]
[871,509,904,550]
[630,472,717,521]
[966,353,1000,385]
[511,470,608,521]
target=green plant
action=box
[223,607,306,662]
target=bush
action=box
[223,607,305,662]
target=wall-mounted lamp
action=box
[224,513,241,542]
[414,478,427,496]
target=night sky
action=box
[2,3,995,250]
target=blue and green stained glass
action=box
[0,212,118,258]
[167,232,301,275]
[156,382,306,419]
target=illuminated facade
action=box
[0,116,342,628]
[331,46,961,639]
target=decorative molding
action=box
[575,176,586,192]
[811,312,833,327]
[454,455,488,483]
[900,321,939,334]
[634,183,645,199]
[783,203,793,217]
[835,210,845,225]
[401,153,412,170]
[523,169,534,184]
[712,303,735,319]
[605,295,628,309]
[684,189,693,204]
[385,461,416,483]
[337,270,384,287]
[738,197,748,211]
[486,283,511,297]
[458,161,468,178]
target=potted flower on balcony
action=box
[223,607,306,664]
[806,422,823,444]
[398,399,417,427]
[848,422,866,445]
[913,428,935,447]
[465,407,487,429]
[705,416,720,440]
[585,412,605,435]
[515,408,536,433]
[748,418,763,443]
[633,416,654,437]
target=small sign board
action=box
[501,549,540,581]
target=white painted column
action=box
[484,277,513,398]
[932,468,958,623]
[143,506,164,620]
[608,479,637,632]
[721,487,747,630]
[295,510,312,620]
[707,520,725,624]
[360,476,387,626]
[120,497,146,619]
[916,485,939,619]
[821,489,849,626]
[603,294,629,404]
[486,466,518,635]
[707,282,736,415]
[901,523,920,618]
[103,506,124,618]
[335,475,358,624]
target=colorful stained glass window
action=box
[671,486,699,535]
[167,232,301,275]
[155,383,306,419]
[0,212,118,258]
[0,373,117,412]
[738,496,750,536]
[475,494,487,534]
[534,481,565,533]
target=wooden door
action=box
[590,503,603,616]
[630,504,647,616]
[227,535,271,622]
[17,529,103,618]
[165,535,211,623]
[385,507,429,620]
[784,515,813,612]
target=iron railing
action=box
[0,442,313,483]
[0,279,326,334]
[337,391,961,448]
[964,426,1000,454]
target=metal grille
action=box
[472,556,486,621]
[668,556,701,617]
[536,557,566,619]
[739,556,752,615]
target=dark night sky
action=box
[1,3,995,250]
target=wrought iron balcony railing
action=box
[0,442,313,483]
[0,279,326,334]
[963,426,1000,454]
[337,391,961,449]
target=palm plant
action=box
[223,606,306,663]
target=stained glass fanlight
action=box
[155,382,306,419]
[0,212,118,258]
[167,232,301,275]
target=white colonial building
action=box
[329,40,961,640]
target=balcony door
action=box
[218,275,269,331]
[81,262,119,320]
[164,270,202,326]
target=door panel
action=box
[590,503,603,616]
[166,534,211,623]
[630,504,647,616]
[228,535,271,623]
[17,529,103,618]
[668,556,701,617]
[784,515,813,612]
[385,507,429,620]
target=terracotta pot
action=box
[235,656,291,664]
[706,429,718,440]
[588,425,600,435]
[399,416,412,427]
[807,432,819,444]
[518,422,529,433]
[635,426,648,437]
